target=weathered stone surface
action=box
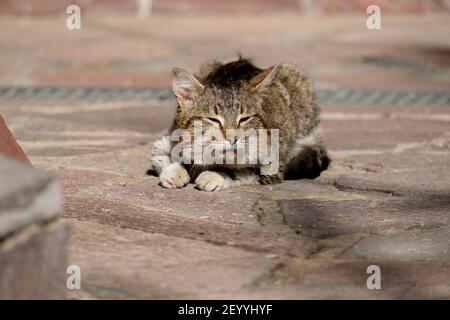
[67,220,282,299]
[63,197,318,258]
[55,169,119,195]
[63,225,441,299]
[37,101,176,134]
[329,150,450,198]
[322,111,450,198]
[159,259,450,299]
[102,178,264,226]
[343,228,450,262]
[280,196,450,238]
[0,221,70,299]
[0,155,62,238]
[31,144,153,175]
[276,260,450,299]
[322,113,450,151]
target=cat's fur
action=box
[150,57,330,191]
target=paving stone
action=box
[187,285,407,299]
[176,259,450,299]
[280,197,450,238]
[63,197,318,258]
[36,101,176,134]
[55,169,119,195]
[255,179,367,201]
[329,149,450,198]
[343,228,450,263]
[102,178,264,226]
[322,113,450,151]
[319,109,450,198]
[30,145,153,176]
[1,100,173,140]
[67,219,282,299]
[0,110,158,158]
[278,260,450,299]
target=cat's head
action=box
[172,66,280,127]
[170,65,280,167]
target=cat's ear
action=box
[250,65,280,92]
[171,67,204,108]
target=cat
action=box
[149,57,330,191]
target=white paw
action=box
[195,171,231,192]
[159,163,190,189]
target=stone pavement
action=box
[0,13,449,299]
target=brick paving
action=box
[0,13,449,299]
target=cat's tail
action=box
[284,144,330,180]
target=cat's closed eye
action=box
[238,115,254,125]
[205,117,222,125]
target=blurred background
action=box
[0,0,449,90]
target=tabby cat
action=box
[150,57,330,191]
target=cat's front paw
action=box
[195,171,231,192]
[159,163,190,189]
[259,173,283,185]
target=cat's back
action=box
[275,63,315,103]
[262,63,320,140]
[272,63,318,120]
[199,58,262,88]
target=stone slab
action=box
[280,197,450,238]
[67,219,282,299]
[63,197,318,258]
[343,228,450,263]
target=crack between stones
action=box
[330,180,398,197]
[333,234,370,259]
[245,261,288,288]
[399,281,418,299]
